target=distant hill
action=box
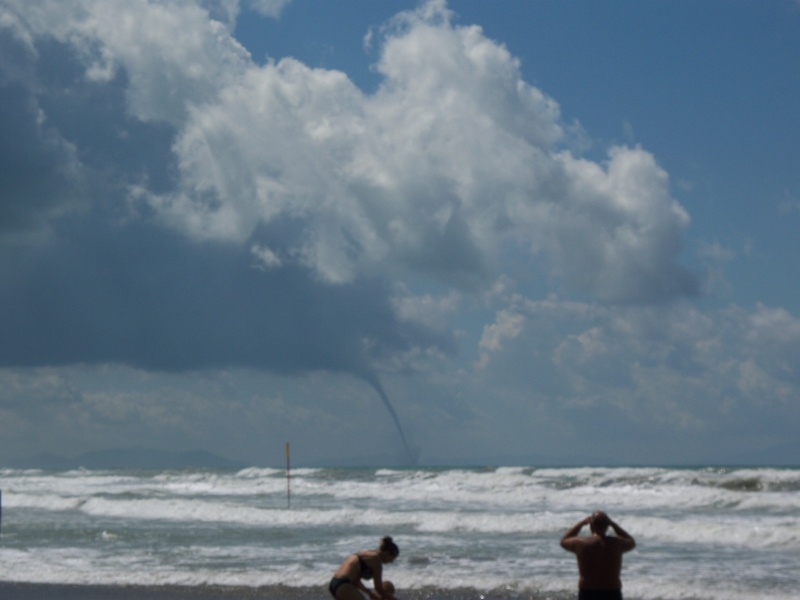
[6,447,248,470]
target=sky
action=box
[1,0,799,467]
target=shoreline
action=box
[0,582,578,600]
[0,581,326,600]
[0,583,313,600]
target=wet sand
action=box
[0,583,307,600]
[0,583,578,600]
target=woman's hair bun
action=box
[380,536,399,556]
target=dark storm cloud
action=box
[0,23,452,397]
[0,70,81,232]
[0,28,179,238]
[0,214,454,374]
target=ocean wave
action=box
[2,466,799,599]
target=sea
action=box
[0,465,798,600]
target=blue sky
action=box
[1,0,799,466]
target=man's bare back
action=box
[560,512,636,599]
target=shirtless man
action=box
[560,511,636,600]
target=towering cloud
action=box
[0,0,697,380]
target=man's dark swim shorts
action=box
[578,590,623,600]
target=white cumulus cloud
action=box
[62,0,692,304]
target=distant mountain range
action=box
[3,441,797,470]
[6,447,248,470]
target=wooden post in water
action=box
[285,442,291,509]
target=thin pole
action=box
[285,442,291,509]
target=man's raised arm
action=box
[560,516,591,551]
[609,518,636,551]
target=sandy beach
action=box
[0,583,579,600]
[0,583,312,600]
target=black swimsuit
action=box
[578,590,623,600]
[357,555,374,580]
